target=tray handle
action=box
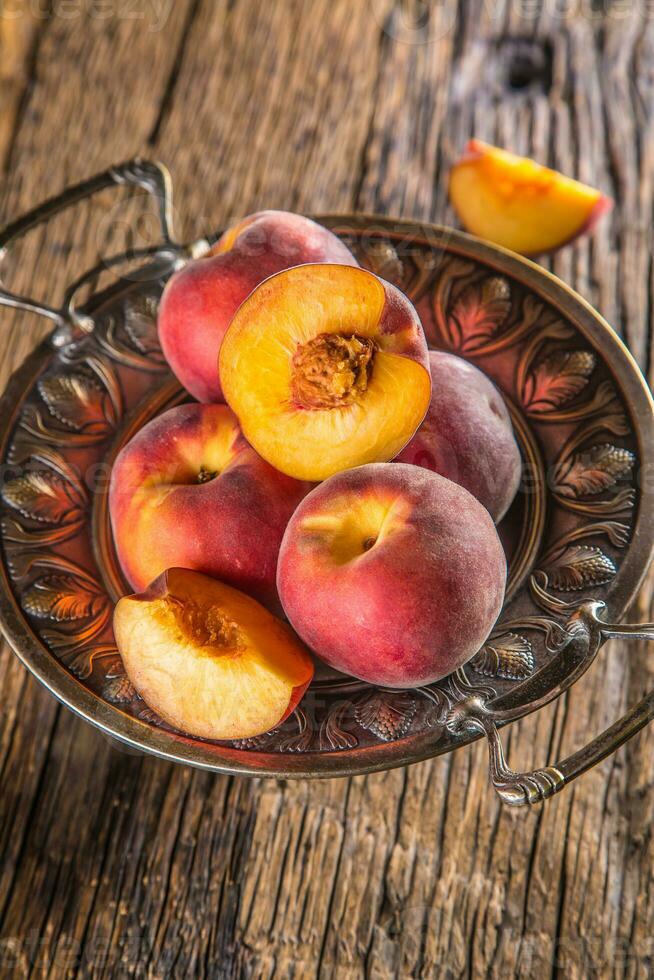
[0,159,181,344]
[448,599,654,805]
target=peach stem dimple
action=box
[197,466,218,484]
[291,332,375,410]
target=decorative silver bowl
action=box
[0,160,652,805]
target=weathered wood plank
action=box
[153,0,390,229]
[218,4,654,978]
[0,4,216,978]
[0,3,43,172]
[0,1,652,978]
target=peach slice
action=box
[219,264,431,481]
[158,211,358,402]
[449,139,612,255]
[114,568,314,740]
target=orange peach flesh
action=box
[219,264,431,481]
[449,140,612,255]
[114,569,314,740]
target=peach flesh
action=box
[158,211,358,402]
[449,139,613,255]
[396,351,522,522]
[277,463,507,688]
[114,568,314,740]
[219,263,431,481]
[109,403,311,612]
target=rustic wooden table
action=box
[0,1,653,976]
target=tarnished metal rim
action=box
[0,216,651,779]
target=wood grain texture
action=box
[0,1,652,977]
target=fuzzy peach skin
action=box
[114,568,314,740]
[109,403,311,612]
[219,263,431,481]
[158,211,358,402]
[396,351,521,522]
[449,140,613,255]
[277,463,506,688]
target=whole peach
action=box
[396,351,521,522]
[158,211,358,402]
[277,463,506,688]
[109,403,311,612]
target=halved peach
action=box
[219,264,431,481]
[113,568,314,740]
[449,140,612,255]
[158,211,358,402]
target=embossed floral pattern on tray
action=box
[0,227,641,761]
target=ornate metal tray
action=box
[0,160,653,805]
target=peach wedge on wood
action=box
[277,463,507,688]
[219,264,432,481]
[109,403,311,611]
[449,140,612,255]
[158,211,358,402]
[114,568,314,740]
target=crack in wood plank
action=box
[0,1,652,977]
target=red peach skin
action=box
[396,351,521,522]
[109,403,311,612]
[277,463,507,688]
